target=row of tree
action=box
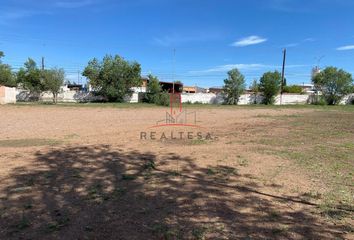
[1,50,353,105]
[222,67,354,105]
[0,51,64,103]
[0,52,162,104]
[82,55,178,105]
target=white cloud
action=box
[284,43,299,48]
[0,10,44,25]
[153,32,221,47]
[231,36,267,47]
[303,38,315,42]
[0,0,95,24]
[198,64,265,73]
[189,64,308,74]
[282,38,315,48]
[336,45,354,51]
[55,0,95,8]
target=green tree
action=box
[350,85,354,93]
[282,85,303,94]
[82,55,142,102]
[0,52,17,87]
[156,92,170,106]
[146,74,162,104]
[312,67,353,105]
[42,68,65,103]
[17,58,43,94]
[250,79,259,104]
[222,68,245,105]
[259,71,281,105]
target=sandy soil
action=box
[0,105,352,239]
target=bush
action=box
[312,67,353,105]
[283,85,303,94]
[223,68,245,105]
[82,55,141,102]
[145,75,162,104]
[0,51,17,87]
[311,95,327,105]
[156,92,170,106]
[350,97,354,105]
[259,71,281,105]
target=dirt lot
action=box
[0,104,353,239]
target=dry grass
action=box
[0,104,353,239]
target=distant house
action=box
[67,84,83,91]
[131,77,149,93]
[160,81,183,93]
[296,83,315,93]
[183,86,206,93]
[133,77,183,93]
[208,87,223,94]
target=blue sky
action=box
[0,0,354,87]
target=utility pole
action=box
[41,57,45,70]
[78,70,80,85]
[172,48,176,94]
[280,48,286,105]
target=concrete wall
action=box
[181,92,312,105]
[124,93,140,103]
[341,93,354,105]
[16,89,140,103]
[273,94,310,105]
[0,86,16,104]
[181,93,224,104]
[14,88,354,105]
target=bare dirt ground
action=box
[0,104,353,239]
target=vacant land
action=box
[0,104,353,239]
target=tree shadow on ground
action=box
[0,145,347,239]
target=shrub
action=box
[312,67,353,105]
[146,74,162,104]
[82,55,141,102]
[222,68,245,105]
[259,71,281,105]
[156,92,170,106]
[312,95,327,105]
[282,85,303,94]
[350,97,354,105]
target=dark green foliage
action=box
[156,91,170,106]
[312,67,353,105]
[0,51,17,87]
[145,74,162,104]
[17,58,43,94]
[350,98,354,105]
[283,85,303,94]
[312,95,327,105]
[42,68,65,103]
[223,68,246,105]
[144,74,170,106]
[82,55,142,102]
[250,79,260,104]
[259,71,281,105]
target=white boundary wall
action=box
[17,89,140,103]
[0,86,16,104]
[341,94,354,105]
[181,93,312,105]
[14,89,354,105]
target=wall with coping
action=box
[181,93,312,105]
[16,89,139,103]
[14,89,354,105]
[0,86,16,104]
